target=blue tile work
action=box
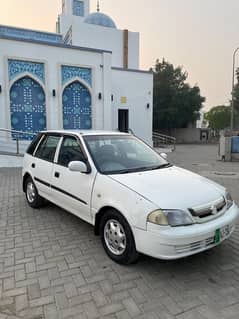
[231,136,239,153]
[0,25,62,43]
[62,65,92,86]
[10,76,46,140]
[63,81,91,129]
[9,59,45,83]
[73,0,84,16]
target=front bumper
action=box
[133,203,239,260]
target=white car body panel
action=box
[109,166,226,209]
[50,162,97,224]
[91,174,157,230]
[23,155,53,198]
[133,203,239,259]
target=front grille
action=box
[175,236,215,254]
[189,197,226,221]
[174,225,234,255]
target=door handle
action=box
[31,163,35,168]
[55,172,60,178]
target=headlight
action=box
[226,191,233,209]
[147,209,194,227]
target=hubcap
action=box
[26,182,36,203]
[104,219,126,256]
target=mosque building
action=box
[0,0,153,144]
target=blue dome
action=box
[84,12,117,29]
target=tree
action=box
[232,68,239,128]
[153,59,205,130]
[204,105,231,130]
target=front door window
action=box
[58,136,85,167]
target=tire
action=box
[25,177,45,209]
[99,209,139,265]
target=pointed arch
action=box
[9,71,45,90]
[10,76,46,140]
[62,80,92,130]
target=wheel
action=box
[100,209,139,265]
[25,177,45,209]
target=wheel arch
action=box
[22,172,32,192]
[94,206,127,236]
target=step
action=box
[0,154,23,168]
[0,138,30,156]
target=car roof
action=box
[40,130,131,137]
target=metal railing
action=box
[153,132,176,151]
[0,128,35,156]
[121,129,176,151]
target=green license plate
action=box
[215,229,221,244]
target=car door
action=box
[50,135,97,224]
[32,134,61,200]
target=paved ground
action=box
[0,155,23,168]
[0,144,239,319]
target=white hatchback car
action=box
[22,130,239,264]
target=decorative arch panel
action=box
[62,81,92,129]
[61,65,92,86]
[8,59,45,83]
[10,76,46,140]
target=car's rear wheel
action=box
[25,177,45,208]
[100,209,139,264]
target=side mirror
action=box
[160,153,168,160]
[68,161,88,173]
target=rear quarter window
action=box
[26,133,43,155]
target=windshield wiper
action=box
[115,167,153,174]
[106,163,173,175]
[117,168,143,174]
[149,163,173,170]
[116,164,172,174]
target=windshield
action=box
[83,135,170,174]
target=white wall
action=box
[0,47,6,129]
[60,16,139,69]
[111,69,153,144]
[0,38,109,132]
[128,32,139,70]
[59,14,73,38]
[0,38,153,145]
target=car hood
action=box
[109,166,225,209]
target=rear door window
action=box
[35,135,61,162]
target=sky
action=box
[0,0,239,111]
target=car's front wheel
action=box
[100,209,139,264]
[25,177,45,209]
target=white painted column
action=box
[45,62,60,130]
[102,52,112,131]
[93,65,103,130]
[0,57,9,130]
[83,0,90,17]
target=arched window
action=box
[10,76,46,140]
[62,80,92,130]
